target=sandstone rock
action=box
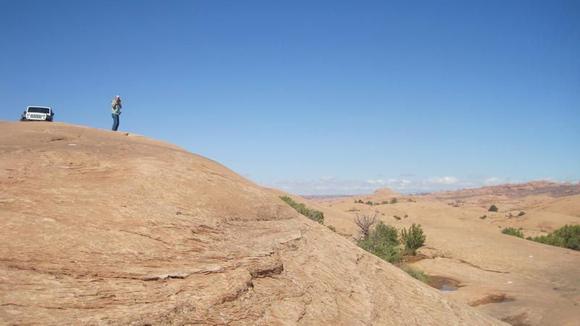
[0,122,503,325]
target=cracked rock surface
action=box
[0,122,504,325]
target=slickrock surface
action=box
[0,122,503,325]
[312,183,580,325]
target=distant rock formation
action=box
[429,181,580,201]
[373,187,401,198]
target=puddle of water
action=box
[427,275,461,292]
[439,284,457,292]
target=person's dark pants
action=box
[112,114,120,131]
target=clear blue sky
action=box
[1,0,579,194]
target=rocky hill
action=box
[0,122,503,325]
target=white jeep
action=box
[20,106,54,122]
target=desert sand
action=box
[0,122,505,325]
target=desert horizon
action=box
[300,180,580,198]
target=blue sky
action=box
[1,0,579,195]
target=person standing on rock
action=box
[111,95,122,131]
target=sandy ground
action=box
[310,187,580,326]
[0,122,503,325]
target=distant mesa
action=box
[373,187,401,198]
[429,181,580,201]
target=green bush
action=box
[502,227,524,238]
[488,204,498,212]
[357,221,401,263]
[529,225,580,250]
[530,233,565,247]
[373,222,400,245]
[400,224,426,255]
[280,196,324,224]
[402,265,429,283]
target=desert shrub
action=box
[381,200,389,205]
[280,196,324,224]
[365,201,374,206]
[355,214,377,239]
[400,224,426,255]
[530,233,564,247]
[354,199,364,204]
[373,222,399,245]
[327,225,337,232]
[402,265,429,283]
[529,224,580,250]
[479,215,487,219]
[488,204,498,212]
[357,221,401,263]
[390,198,398,204]
[518,211,526,217]
[553,225,580,250]
[393,215,401,220]
[502,227,524,238]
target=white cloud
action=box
[428,176,459,185]
[483,177,503,185]
[269,176,465,195]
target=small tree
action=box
[401,224,426,255]
[355,213,377,239]
[358,221,401,263]
[373,222,400,246]
[488,204,498,212]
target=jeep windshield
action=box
[28,107,50,114]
